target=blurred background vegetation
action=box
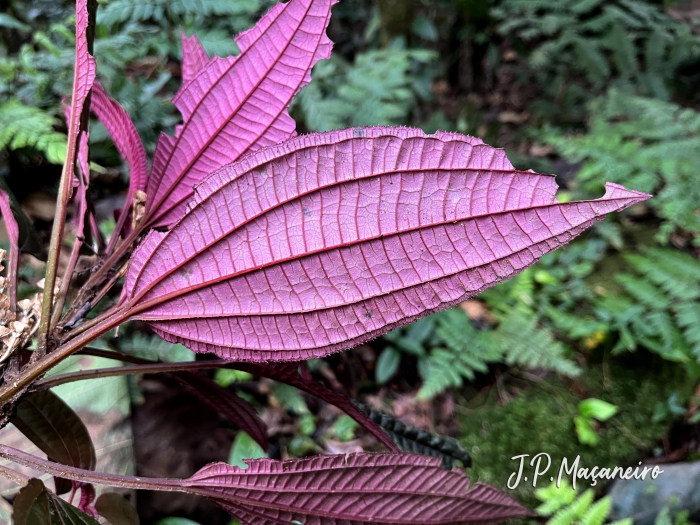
[2,0,700,523]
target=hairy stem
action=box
[32,359,233,391]
[52,163,89,329]
[0,306,130,405]
[78,347,153,364]
[0,445,182,491]
[0,462,31,486]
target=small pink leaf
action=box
[124,128,650,362]
[174,371,268,450]
[145,0,336,228]
[180,31,209,85]
[0,188,20,308]
[90,82,148,236]
[184,453,529,524]
[63,0,95,205]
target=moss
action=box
[458,352,694,507]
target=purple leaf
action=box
[235,362,400,452]
[0,188,20,308]
[13,478,100,525]
[145,0,336,228]
[90,82,148,236]
[174,371,268,450]
[124,128,650,362]
[63,0,95,201]
[184,453,530,524]
[94,492,139,525]
[180,31,209,85]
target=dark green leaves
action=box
[13,479,99,525]
[95,493,140,525]
[12,390,95,494]
[355,402,471,469]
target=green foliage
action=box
[228,431,268,469]
[575,398,618,446]
[548,91,700,242]
[535,482,632,525]
[379,299,580,400]
[416,308,503,400]
[0,100,67,163]
[654,506,691,525]
[605,248,700,364]
[494,0,700,121]
[99,0,261,28]
[487,312,582,377]
[327,415,359,442]
[295,45,437,132]
[117,332,195,362]
[535,480,577,516]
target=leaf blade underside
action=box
[185,453,530,525]
[145,0,337,228]
[125,127,650,362]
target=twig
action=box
[52,135,90,329]
[0,304,130,405]
[39,0,98,351]
[0,445,181,491]
[0,462,31,486]
[32,359,234,391]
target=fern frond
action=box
[549,490,595,525]
[676,302,700,359]
[0,100,66,163]
[415,308,506,399]
[490,313,581,377]
[579,497,612,525]
[99,0,259,26]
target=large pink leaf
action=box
[124,127,650,362]
[145,0,336,228]
[184,453,529,524]
[180,32,210,85]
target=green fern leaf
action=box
[491,313,581,377]
[0,100,66,163]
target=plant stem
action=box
[0,445,182,492]
[0,462,30,486]
[0,306,130,406]
[39,0,98,350]
[32,359,233,391]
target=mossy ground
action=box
[458,351,695,507]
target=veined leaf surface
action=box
[125,127,649,361]
[145,0,336,227]
[185,453,529,524]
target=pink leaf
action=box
[0,189,19,308]
[184,453,530,524]
[64,0,95,197]
[180,31,210,85]
[145,0,336,228]
[174,371,268,450]
[90,82,148,236]
[124,128,650,362]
